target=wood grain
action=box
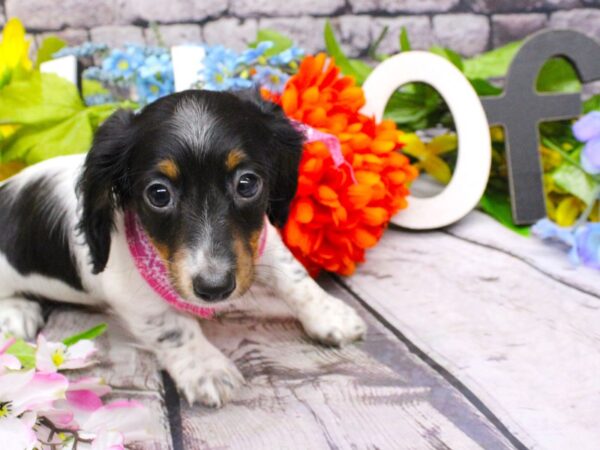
[447,210,600,298]
[343,224,600,450]
[179,283,514,449]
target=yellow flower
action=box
[0,18,32,88]
[399,133,457,184]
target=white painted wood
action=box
[181,284,513,449]
[447,209,600,298]
[171,45,205,92]
[344,226,600,450]
[40,56,78,86]
[361,51,491,229]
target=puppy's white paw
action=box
[299,295,367,347]
[176,352,244,408]
[0,298,44,341]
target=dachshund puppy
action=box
[0,90,366,407]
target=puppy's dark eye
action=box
[236,173,261,199]
[145,183,172,209]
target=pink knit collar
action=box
[124,211,267,318]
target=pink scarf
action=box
[125,211,267,318]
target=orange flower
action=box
[265,54,418,276]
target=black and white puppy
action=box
[0,90,366,407]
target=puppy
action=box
[0,90,366,407]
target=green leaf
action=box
[0,72,83,126]
[6,340,36,370]
[63,323,108,347]
[250,29,293,57]
[35,36,67,69]
[0,72,125,164]
[3,111,94,163]
[469,78,502,96]
[429,46,464,72]
[583,94,600,113]
[463,40,522,79]
[324,20,371,85]
[536,57,580,93]
[399,27,411,52]
[479,189,531,236]
[551,163,598,205]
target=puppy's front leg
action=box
[117,306,243,408]
[258,223,367,346]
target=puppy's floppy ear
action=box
[236,89,305,227]
[78,109,135,274]
[265,103,304,227]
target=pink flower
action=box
[51,377,112,429]
[36,334,96,372]
[81,400,159,446]
[0,371,68,448]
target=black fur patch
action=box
[0,177,84,291]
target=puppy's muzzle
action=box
[192,272,236,302]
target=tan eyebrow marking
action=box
[226,149,246,171]
[157,159,180,180]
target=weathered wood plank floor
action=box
[42,211,600,449]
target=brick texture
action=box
[549,8,600,41]
[145,24,202,47]
[350,0,459,14]
[492,13,547,46]
[230,0,345,18]
[116,0,226,24]
[2,0,599,61]
[6,0,116,30]
[203,19,259,51]
[90,25,145,47]
[433,14,491,56]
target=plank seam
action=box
[441,229,600,301]
[162,371,185,450]
[330,274,530,450]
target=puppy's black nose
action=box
[193,273,236,302]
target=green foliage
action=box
[463,41,522,80]
[552,162,598,206]
[6,339,36,370]
[34,36,66,69]
[429,46,464,71]
[0,72,123,164]
[479,188,531,236]
[324,21,372,85]
[63,323,108,347]
[536,57,581,93]
[399,27,411,52]
[250,29,293,57]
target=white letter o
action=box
[361,52,491,229]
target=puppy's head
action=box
[79,89,304,304]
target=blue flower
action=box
[102,45,145,79]
[237,41,273,66]
[533,218,600,269]
[573,111,600,175]
[268,46,304,66]
[202,45,251,91]
[135,54,174,104]
[54,42,108,59]
[574,223,600,269]
[252,66,289,93]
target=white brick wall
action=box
[1,0,599,56]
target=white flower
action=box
[36,334,96,372]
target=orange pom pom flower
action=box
[265,54,417,276]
